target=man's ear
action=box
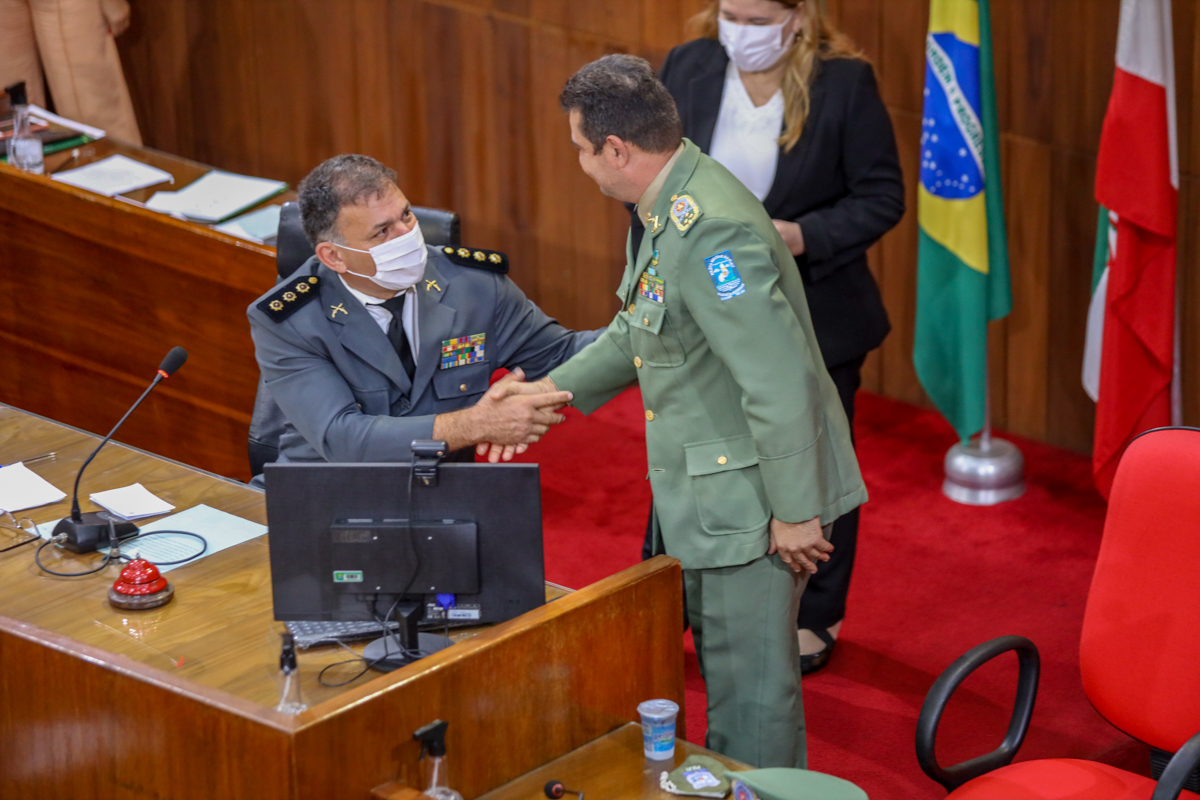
[315,241,348,274]
[605,135,632,169]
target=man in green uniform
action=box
[519,54,866,768]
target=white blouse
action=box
[708,60,785,202]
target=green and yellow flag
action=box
[913,0,1011,442]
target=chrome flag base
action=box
[943,436,1025,506]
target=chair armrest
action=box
[916,635,1040,792]
[1152,731,1200,800]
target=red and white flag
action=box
[1084,0,1179,498]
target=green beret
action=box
[727,768,867,800]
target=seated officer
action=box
[247,154,593,466]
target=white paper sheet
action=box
[0,463,66,513]
[37,504,267,574]
[145,190,190,216]
[52,154,173,197]
[156,170,286,223]
[89,483,175,520]
[214,203,281,243]
[27,104,106,139]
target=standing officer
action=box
[522,55,866,768]
[248,155,590,466]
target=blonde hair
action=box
[692,1,863,152]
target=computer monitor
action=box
[263,454,545,669]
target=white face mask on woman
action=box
[335,221,428,292]
[718,11,797,73]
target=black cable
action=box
[35,519,120,577]
[316,467,432,688]
[34,525,208,577]
[118,530,208,565]
[0,528,39,553]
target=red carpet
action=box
[518,388,1150,799]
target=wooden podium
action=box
[0,143,286,481]
[0,406,693,799]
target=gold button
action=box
[717,456,728,465]
[645,410,655,421]
[633,356,643,368]
[460,383,467,392]
[642,317,650,325]
[628,304,636,314]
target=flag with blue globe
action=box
[913,0,1012,443]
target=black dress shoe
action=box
[800,628,837,676]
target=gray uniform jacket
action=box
[247,248,599,464]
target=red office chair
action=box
[915,427,1200,799]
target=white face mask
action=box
[335,221,428,292]
[718,11,797,73]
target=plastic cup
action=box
[637,698,680,761]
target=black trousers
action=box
[641,355,865,632]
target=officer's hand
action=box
[475,442,529,463]
[767,516,831,575]
[485,370,562,403]
[462,374,571,456]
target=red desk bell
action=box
[109,558,174,610]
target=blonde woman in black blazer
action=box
[639,0,904,674]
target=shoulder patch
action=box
[669,193,702,234]
[704,250,746,301]
[257,275,321,322]
[439,245,509,274]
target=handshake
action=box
[431,368,572,463]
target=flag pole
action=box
[942,344,1025,505]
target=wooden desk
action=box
[0,406,687,799]
[0,139,291,482]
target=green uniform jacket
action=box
[550,140,867,570]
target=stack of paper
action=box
[89,483,175,520]
[52,154,172,197]
[147,170,287,223]
[0,463,66,513]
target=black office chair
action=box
[247,201,462,479]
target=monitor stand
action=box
[363,600,453,672]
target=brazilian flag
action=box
[913,0,1011,442]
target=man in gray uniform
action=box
[247,154,591,465]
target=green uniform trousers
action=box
[682,524,832,769]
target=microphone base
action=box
[53,513,139,554]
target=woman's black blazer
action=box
[659,38,904,368]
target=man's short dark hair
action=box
[298,154,398,245]
[559,54,683,155]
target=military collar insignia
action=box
[440,245,509,275]
[669,193,702,235]
[258,276,321,322]
[425,279,441,292]
[329,303,348,319]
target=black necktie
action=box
[628,203,646,258]
[378,294,416,380]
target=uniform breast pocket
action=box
[629,300,686,368]
[685,435,770,535]
[433,361,491,402]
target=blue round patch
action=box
[921,32,983,200]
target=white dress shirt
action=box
[337,275,420,364]
[708,60,785,202]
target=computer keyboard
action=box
[285,619,399,649]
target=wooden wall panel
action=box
[115,0,1200,455]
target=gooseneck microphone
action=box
[52,347,188,554]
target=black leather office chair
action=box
[247,201,462,479]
